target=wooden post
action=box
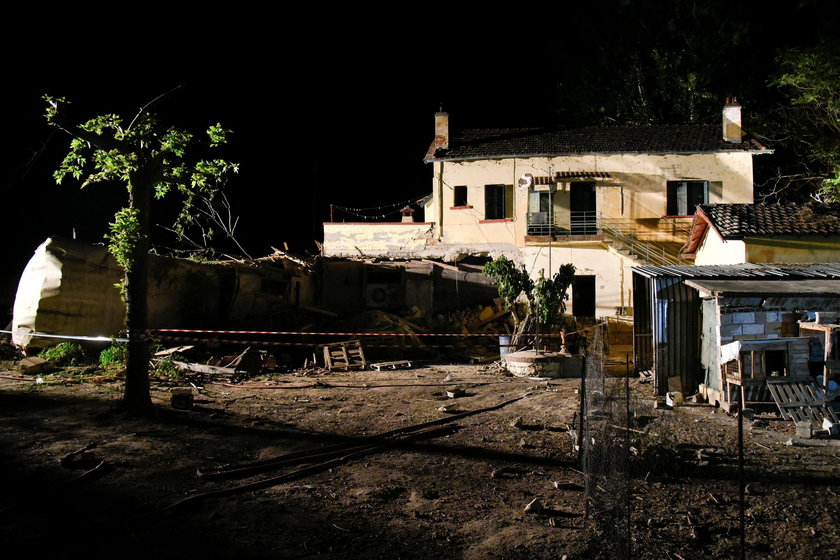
[737,401,746,560]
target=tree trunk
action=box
[122,166,155,414]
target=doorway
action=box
[570,182,597,234]
[573,275,596,317]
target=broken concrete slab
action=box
[19,356,51,374]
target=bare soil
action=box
[1,364,839,559]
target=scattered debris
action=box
[795,421,814,439]
[524,497,543,514]
[552,480,584,491]
[446,387,466,399]
[19,356,51,374]
[490,467,524,479]
[59,443,99,469]
[370,360,412,371]
[154,345,194,356]
[171,387,194,409]
[174,361,237,376]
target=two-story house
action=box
[323,101,771,319]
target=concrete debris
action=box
[154,345,194,357]
[19,356,51,374]
[795,421,813,439]
[552,481,584,491]
[446,387,466,399]
[524,498,543,514]
[171,387,194,410]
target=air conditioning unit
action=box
[365,284,402,309]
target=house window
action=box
[484,184,514,220]
[453,186,468,207]
[666,181,708,216]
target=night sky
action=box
[3,5,836,313]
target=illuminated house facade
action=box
[323,102,771,319]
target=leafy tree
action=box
[483,256,576,333]
[482,256,534,328]
[765,43,840,201]
[532,264,576,332]
[44,94,238,413]
[547,1,760,127]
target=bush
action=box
[100,344,128,368]
[39,342,88,367]
[154,355,183,379]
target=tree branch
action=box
[126,83,185,131]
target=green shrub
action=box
[39,342,87,367]
[154,355,183,379]
[100,344,128,368]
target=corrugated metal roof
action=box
[684,279,840,295]
[632,263,840,279]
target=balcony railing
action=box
[526,211,691,266]
[527,211,601,236]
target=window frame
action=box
[483,184,514,221]
[452,185,468,208]
[666,180,708,216]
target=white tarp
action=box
[719,340,742,365]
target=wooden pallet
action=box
[766,378,839,427]
[323,340,367,371]
[370,360,412,371]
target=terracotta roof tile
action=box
[699,203,840,239]
[426,125,768,161]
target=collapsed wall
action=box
[12,238,314,350]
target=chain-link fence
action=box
[580,323,643,560]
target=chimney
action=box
[435,110,449,150]
[401,206,415,223]
[722,97,742,143]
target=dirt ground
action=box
[1,362,839,559]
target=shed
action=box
[632,263,840,397]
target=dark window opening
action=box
[366,266,402,284]
[570,182,598,234]
[484,184,513,220]
[572,275,596,317]
[261,278,290,295]
[666,181,708,216]
[454,185,468,207]
[765,350,787,377]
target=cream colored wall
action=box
[323,222,436,258]
[744,236,840,263]
[695,233,840,265]
[434,152,755,246]
[520,244,635,318]
[694,230,747,265]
